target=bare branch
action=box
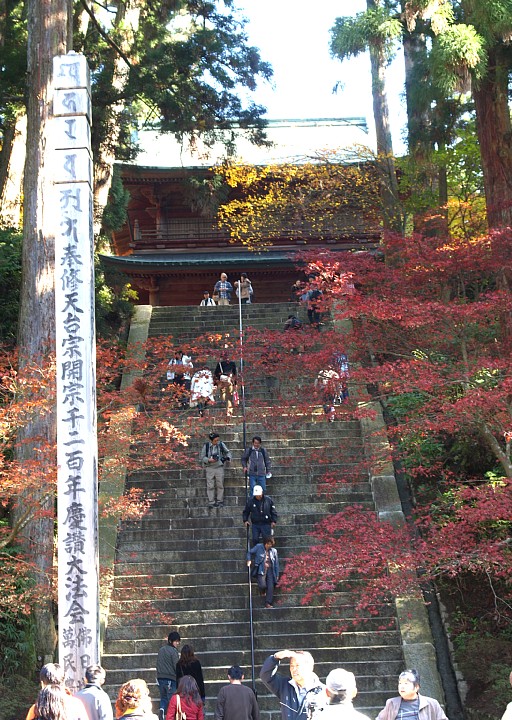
[80,0,132,68]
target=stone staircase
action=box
[101,303,406,718]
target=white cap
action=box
[326,669,356,694]
[253,485,263,496]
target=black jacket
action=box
[243,494,277,524]
[176,658,205,699]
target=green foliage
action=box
[183,173,230,217]
[95,258,136,340]
[0,0,27,121]
[330,7,402,63]
[0,675,39,720]
[119,1,272,146]
[102,167,131,235]
[0,547,36,680]
[430,24,487,93]
[462,0,512,43]
[0,228,22,345]
[0,228,134,342]
[451,636,512,720]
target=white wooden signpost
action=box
[52,52,99,691]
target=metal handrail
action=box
[237,284,257,695]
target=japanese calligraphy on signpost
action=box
[52,53,99,691]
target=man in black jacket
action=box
[260,650,324,720]
[242,485,277,546]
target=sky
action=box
[234,0,407,154]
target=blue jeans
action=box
[258,565,276,605]
[249,473,266,495]
[158,678,176,714]
[251,522,271,546]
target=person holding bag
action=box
[234,273,253,304]
[176,645,206,702]
[214,353,237,417]
[247,535,280,609]
[166,677,204,720]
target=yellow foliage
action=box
[214,160,382,251]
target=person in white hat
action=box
[242,485,277,546]
[312,669,370,720]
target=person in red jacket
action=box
[166,676,204,720]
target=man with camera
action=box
[260,650,324,720]
[200,432,231,508]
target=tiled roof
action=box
[124,117,369,170]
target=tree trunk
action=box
[400,13,448,235]
[16,0,72,664]
[367,0,402,234]
[401,17,431,157]
[92,0,141,238]
[472,47,512,230]
[0,111,26,228]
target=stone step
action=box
[108,575,374,592]
[134,499,369,515]
[114,509,374,529]
[127,428,364,447]
[105,607,400,639]
[112,525,313,541]
[123,486,366,500]
[102,640,401,670]
[107,588,392,611]
[149,319,299,327]
[105,609,398,636]
[122,480,365,498]
[125,470,368,485]
[128,473,366,491]
[110,559,377,579]
[111,530,355,553]
[108,601,398,624]
[127,448,363,462]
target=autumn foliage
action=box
[278,230,512,626]
[215,157,382,249]
[1,225,511,641]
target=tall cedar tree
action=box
[16,0,72,661]
[330,0,403,233]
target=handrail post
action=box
[238,280,255,692]
[246,521,257,696]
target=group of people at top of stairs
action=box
[166,269,352,420]
[199,272,254,307]
[153,634,452,720]
[200,432,279,608]
[199,271,325,330]
[166,348,238,417]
